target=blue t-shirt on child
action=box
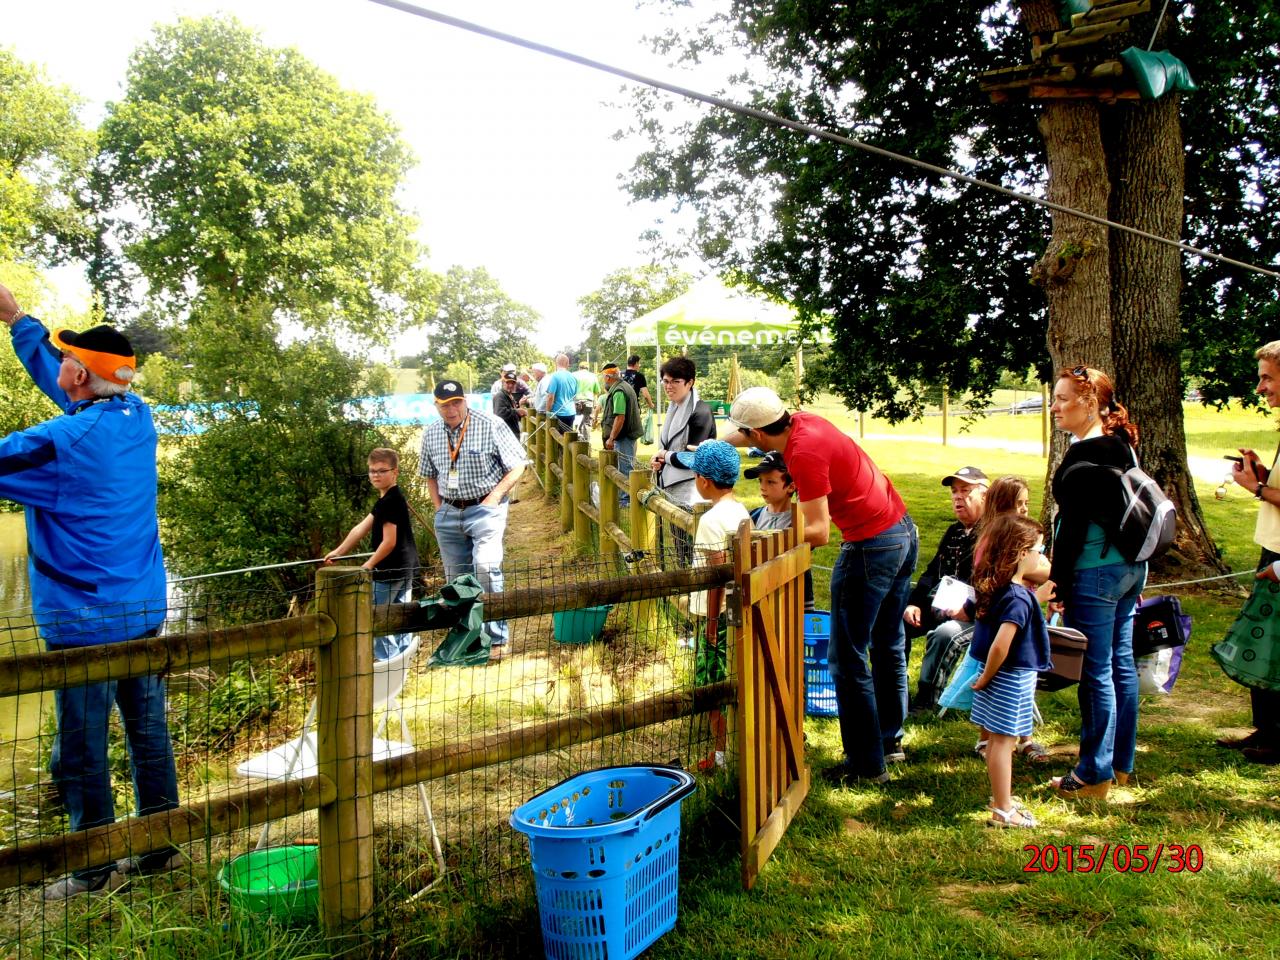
[968,582,1052,672]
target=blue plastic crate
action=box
[803,611,837,717]
[511,765,697,960]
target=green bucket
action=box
[553,604,612,644]
[218,845,319,924]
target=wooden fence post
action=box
[599,449,619,562]
[941,386,949,446]
[540,414,555,497]
[314,566,375,937]
[1041,382,1050,458]
[559,428,574,531]
[570,439,593,549]
[627,469,659,633]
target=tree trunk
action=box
[1019,1,1116,533]
[1106,96,1227,575]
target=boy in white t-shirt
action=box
[671,440,750,771]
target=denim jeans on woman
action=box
[1067,560,1146,784]
[827,515,918,777]
[433,501,510,645]
[49,633,179,883]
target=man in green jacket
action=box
[599,362,643,506]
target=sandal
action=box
[987,805,1037,829]
[988,795,1025,811]
[974,739,988,760]
[1050,771,1111,799]
[1017,739,1050,763]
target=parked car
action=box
[1012,396,1043,414]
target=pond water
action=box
[0,512,51,788]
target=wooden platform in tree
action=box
[977,0,1150,103]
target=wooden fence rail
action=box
[521,410,707,567]
[0,560,735,940]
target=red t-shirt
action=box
[784,411,906,542]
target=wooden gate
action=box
[733,511,810,889]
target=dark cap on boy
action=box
[744,451,787,480]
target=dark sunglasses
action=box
[1071,366,1090,381]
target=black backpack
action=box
[1063,446,1176,564]
[1114,451,1177,562]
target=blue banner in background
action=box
[154,393,494,435]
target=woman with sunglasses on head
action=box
[1046,366,1145,799]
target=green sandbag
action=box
[419,574,491,667]
[1120,47,1197,99]
[1212,577,1280,691]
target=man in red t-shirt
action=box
[727,387,918,785]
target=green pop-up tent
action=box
[625,277,830,408]
[625,276,828,350]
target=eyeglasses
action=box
[660,378,686,386]
[368,468,394,476]
[1071,366,1090,381]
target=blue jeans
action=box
[827,515,918,776]
[614,436,636,505]
[49,635,179,882]
[434,501,509,645]
[918,618,967,691]
[1067,561,1146,783]
[373,577,413,661]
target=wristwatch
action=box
[1256,481,1266,500]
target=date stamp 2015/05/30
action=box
[1023,844,1204,874]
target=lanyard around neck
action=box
[446,412,471,465]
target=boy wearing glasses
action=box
[323,447,419,661]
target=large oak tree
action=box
[627,1,1280,570]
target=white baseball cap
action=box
[729,387,787,430]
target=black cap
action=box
[744,451,787,480]
[941,466,988,487]
[434,380,466,403]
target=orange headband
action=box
[52,331,135,386]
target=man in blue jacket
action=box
[0,282,178,900]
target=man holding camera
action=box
[1218,341,1280,763]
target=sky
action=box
[11,0,726,355]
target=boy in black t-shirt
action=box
[323,448,420,660]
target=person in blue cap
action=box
[669,440,749,771]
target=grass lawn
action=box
[495,400,1276,960]
[640,402,1279,960]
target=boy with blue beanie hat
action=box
[671,440,750,771]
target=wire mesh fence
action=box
[0,545,738,958]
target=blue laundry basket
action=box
[803,611,837,717]
[510,764,697,960]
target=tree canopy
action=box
[575,264,694,367]
[416,265,543,387]
[626,1,1279,417]
[0,48,94,264]
[95,16,430,340]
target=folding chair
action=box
[236,637,446,887]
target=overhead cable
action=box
[367,0,1280,282]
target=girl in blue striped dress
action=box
[969,514,1053,828]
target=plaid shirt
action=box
[419,408,526,501]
